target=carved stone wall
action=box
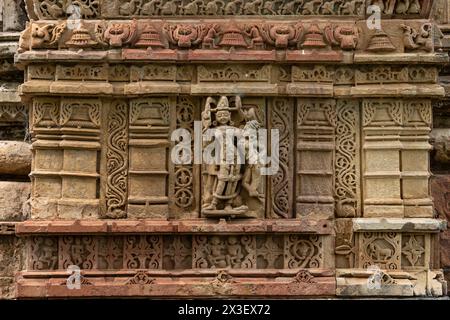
[433,0,450,294]
[0,0,446,298]
[0,0,29,299]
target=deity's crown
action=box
[216,96,230,111]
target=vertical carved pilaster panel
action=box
[105,100,129,219]
[335,100,360,217]
[268,98,294,219]
[402,100,433,217]
[358,232,401,270]
[128,98,171,218]
[59,236,97,270]
[58,99,101,219]
[123,235,162,269]
[30,98,101,219]
[296,99,336,218]
[362,99,403,217]
[30,98,61,219]
[170,96,199,218]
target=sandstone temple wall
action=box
[0,0,449,298]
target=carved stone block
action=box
[296,99,336,218]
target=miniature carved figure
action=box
[201,96,264,218]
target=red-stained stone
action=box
[16,269,336,298]
[15,220,108,235]
[286,49,343,61]
[122,48,178,60]
[15,219,333,235]
[441,229,450,268]
[431,175,450,221]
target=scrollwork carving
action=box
[105,101,129,219]
[285,235,322,268]
[335,100,359,217]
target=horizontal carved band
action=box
[27,234,328,271]
[16,219,333,234]
[18,19,438,55]
[26,0,432,19]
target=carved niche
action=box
[201,95,266,218]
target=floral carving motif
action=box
[174,98,196,210]
[335,100,359,217]
[59,236,97,270]
[105,101,129,219]
[124,236,162,269]
[285,235,322,268]
[270,99,293,218]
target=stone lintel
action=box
[15,218,333,235]
[16,269,336,298]
[350,84,445,97]
[191,83,278,96]
[16,49,345,65]
[352,218,448,233]
[354,53,449,64]
[18,81,446,99]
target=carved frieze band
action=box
[26,63,439,86]
[28,234,325,271]
[335,221,431,270]
[19,18,437,55]
[28,0,431,19]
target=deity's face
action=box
[211,236,221,245]
[216,110,231,125]
[228,236,238,245]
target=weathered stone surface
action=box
[353,218,447,232]
[2,0,26,32]
[441,230,450,268]
[431,175,450,221]
[0,141,31,176]
[0,236,25,299]
[431,128,450,165]
[0,181,30,221]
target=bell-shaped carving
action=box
[302,24,327,48]
[218,23,247,48]
[135,24,165,48]
[366,29,396,52]
[66,27,97,48]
